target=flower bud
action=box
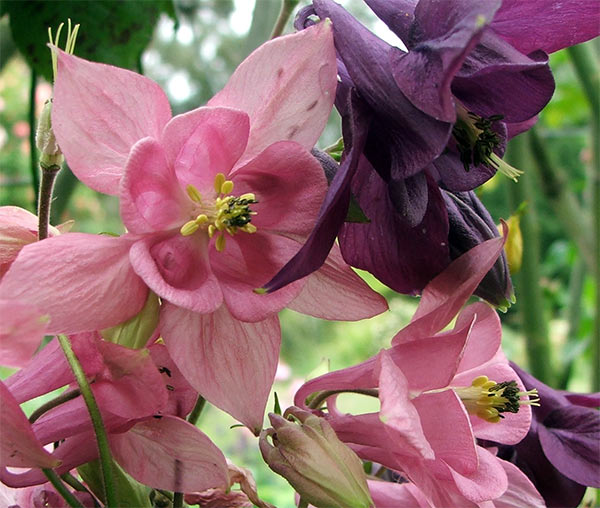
[502,211,523,274]
[443,190,514,309]
[35,100,63,170]
[259,407,373,508]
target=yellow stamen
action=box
[186,184,202,203]
[214,173,226,193]
[208,224,216,238]
[215,234,227,252]
[240,192,256,201]
[180,220,200,236]
[220,180,234,195]
[243,223,257,234]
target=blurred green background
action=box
[1,1,598,506]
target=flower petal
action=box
[287,244,388,321]
[0,300,47,368]
[120,137,188,234]
[392,223,506,344]
[455,303,502,372]
[495,458,545,508]
[0,234,147,333]
[210,233,304,322]
[0,381,59,468]
[52,49,171,195]
[231,141,326,236]
[161,304,280,433]
[130,234,222,314]
[491,0,600,55]
[110,415,229,493]
[208,22,336,165]
[162,107,249,191]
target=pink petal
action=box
[0,233,148,333]
[455,303,502,373]
[52,49,172,195]
[0,381,59,468]
[162,107,249,191]
[6,333,104,404]
[93,341,168,420]
[392,229,506,344]
[130,234,222,314]
[446,446,508,503]
[0,207,39,274]
[377,350,435,460]
[149,344,199,419]
[288,244,388,320]
[413,390,478,475]
[230,141,326,235]
[210,232,304,322]
[120,137,188,234]
[111,415,228,493]
[368,480,430,508]
[494,458,545,508]
[208,22,336,165]
[0,300,47,368]
[161,303,280,433]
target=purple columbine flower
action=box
[491,362,600,508]
[264,0,598,300]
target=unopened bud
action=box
[501,207,524,275]
[259,407,373,508]
[35,100,63,170]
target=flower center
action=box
[455,375,540,423]
[179,172,258,252]
[452,104,523,182]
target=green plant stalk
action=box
[187,395,207,425]
[42,468,85,508]
[308,389,380,410]
[172,492,184,508]
[528,128,596,277]
[270,0,300,39]
[506,135,553,384]
[57,334,118,507]
[567,43,599,391]
[29,388,81,423]
[50,164,78,225]
[29,69,40,210]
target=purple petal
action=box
[538,406,600,487]
[363,0,417,42]
[262,90,370,292]
[339,160,449,295]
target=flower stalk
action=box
[56,334,118,507]
[270,0,300,39]
[42,468,86,508]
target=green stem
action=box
[270,0,299,39]
[187,395,206,425]
[567,42,599,391]
[29,68,39,210]
[308,389,380,410]
[42,469,85,508]
[172,492,184,508]
[527,128,596,277]
[56,334,118,507]
[61,472,101,507]
[506,135,553,384]
[37,165,61,240]
[29,388,81,423]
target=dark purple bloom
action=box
[492,362,600,508]
[264,0,598,299]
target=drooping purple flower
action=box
[265,0,597,301]
[490,362,600,508]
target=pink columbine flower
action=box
[0,22,387,433]
[293,233,541,506]
[1,334,229,494]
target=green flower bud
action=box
[259,407,373,508]
[35,100,63,170]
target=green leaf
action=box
[273,391,282,415]
[4,0,176,81]
[346,196,370,223]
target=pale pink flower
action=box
[0,22,387,432]
[293,233,539,506]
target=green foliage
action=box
[2,0,175,81]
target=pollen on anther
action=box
[220,180,234,195]
[215,234,226,252]
[214,173,226,193]
[186,184,202,203]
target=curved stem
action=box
[61,472,101,507]
[29,388,81,423]
[308,389,379,410]
[56,334,118,507]
[270,0,299,39]
[187,395,206,425]
[173,491,184,508]
[42,468,85,508]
